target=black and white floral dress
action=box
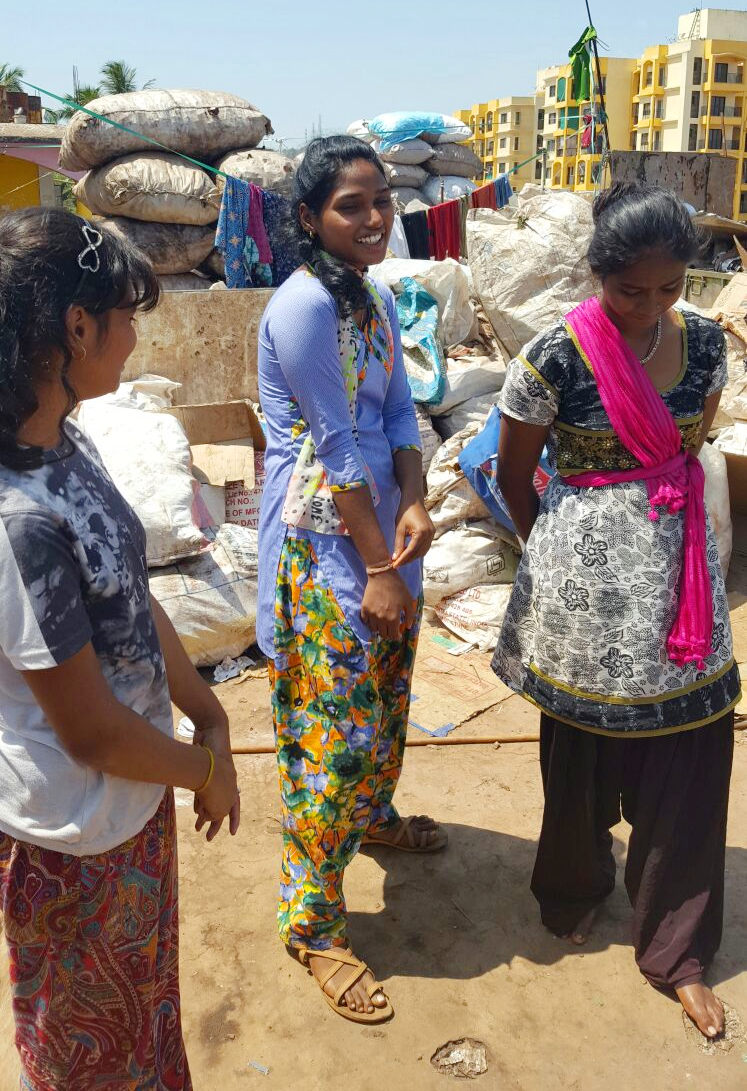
[491,308,741,736]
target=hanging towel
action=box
[401,210,430,260]
[247,183,272,264]
[215,176,252,288]
[427,199,461,261]
[494,174,512,209]
[470,182,498,210]
[262,191,296,287]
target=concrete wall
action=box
[123,288,274,405]
[608,150,737,216]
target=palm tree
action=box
[46,84,102,123]
[100,60,154,95]
[0,63,24,91]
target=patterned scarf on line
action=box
[281,274,394,536]
[565,296,713,671]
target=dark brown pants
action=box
[531,712,734,989]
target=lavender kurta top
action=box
[257,270,422,658]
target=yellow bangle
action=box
[196,745,215,793]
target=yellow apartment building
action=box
[630,8,747,220]
[455,9,747,219]
[455,97,542,186]
[537,56,636,193]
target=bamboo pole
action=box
[231,734,540,755]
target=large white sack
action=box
[60,89,273,171]
[390,187,431,210]
[149,524,258,667]
[383,162,427,189]
[710,315,747,422]
[434,584,513,650]
[467,185,597,358]
[433,394,498,440]
[97,216,216,275]
[423,520,519,606]
[714,421,747,455]
[430,354,507,417]
[414,404,441,475]
[699,442,732,576]
[77,383,205,567]
[214,147,295,195]
[425,424,491,535]
[422,176,476,204]
[369,257,477,347]
[424,144,483,178]
[74,152,221,225]
[345,119,377,143]
[373,137,433,165]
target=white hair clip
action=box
[78,223,103,273]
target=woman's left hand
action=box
[392,499,435,568]
[192,720,241,840]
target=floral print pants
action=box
[269,536,421,950]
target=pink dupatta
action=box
[564,297,713,671]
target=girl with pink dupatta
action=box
[492,184,740,1040]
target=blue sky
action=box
[9,2,709,145]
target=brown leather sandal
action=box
[362,815,448,853]
[298,947,394,1024]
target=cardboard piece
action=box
[165,400,266,521]
[407,619,514,737]
[711,272,747,318]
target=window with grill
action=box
[693,57,703,85]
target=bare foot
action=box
[306,950,388,1015]
[676,982,725,1039]
[369,815,445,850]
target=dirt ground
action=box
[1,532,746,1089]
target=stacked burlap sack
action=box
[347,111,482,211]
[62,89,294,288]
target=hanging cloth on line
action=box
[400,209,430,260]
[427,199,461,261]
[261,190,296,288]
[470,182,498,210]
[215,178,273,288]
[494,174,512,209]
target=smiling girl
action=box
[493,184,740,1039]
[257,136,443,1023]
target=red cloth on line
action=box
[427,199,461,260]
[470,182,498,210]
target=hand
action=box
[192,719,231,761]
[194,752,240,842]
[392,498,435,569]
[361,569,417,641]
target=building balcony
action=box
[697,139,741,151]
[700,104,743,118]
[704,73,744,92]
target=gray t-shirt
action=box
[0,421,171,854]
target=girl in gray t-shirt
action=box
[0,208,240,1089]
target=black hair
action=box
[0,206,159,469]
[287,135,388,317]
[588,182,701,279]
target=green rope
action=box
[20,80,229,179]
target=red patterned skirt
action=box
[0,788,191,1090]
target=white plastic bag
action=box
[373,137,433,165]
[434,584,513,650]
[699,442,732,576]
[77,381,205,567]
[423,520,518,606]
[430,355,507,416]
[149,524,258,667]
